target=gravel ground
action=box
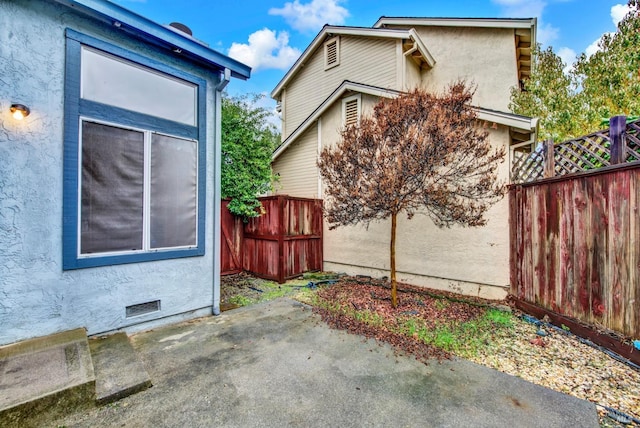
[469,318,640,426]
[312,279,640,427]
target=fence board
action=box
[221,200,243,275]
[510,164,640,338]
[221,196,323,283]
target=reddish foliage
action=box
[313,280,493,364]
[317,82,506,308]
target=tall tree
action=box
[318,83,506,308]
[221,93,280,219]
[574,0,640,128]
[510,0,639,140]
[508,46,584,142]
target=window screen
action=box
[150,134,198,249]
[81,122,144,254]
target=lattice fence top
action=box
[511,118,640,184]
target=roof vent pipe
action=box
[169,22,193,36]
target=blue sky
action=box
[112,0,631,106]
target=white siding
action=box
[272,124,319,198]
[284,36,397,139]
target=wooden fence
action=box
[511,116,640,183]
[221,196,323,283]
[510,162,640,338]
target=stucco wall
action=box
[414,26,519,111]
[0,0,220,345]
[404,55,423,90]
[321,125,513,299]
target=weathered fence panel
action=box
[510,164,640,338]
[221,196,323,283]
[243,196,323,283]
[221,200,243,275]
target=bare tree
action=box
[318,82,506,307]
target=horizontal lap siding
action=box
[284,37,397,139]
[272,126,318,198]
[510,165,640,337]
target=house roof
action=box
[51,0,251,80]
[373,16,537,30]
[270,26,435,99]
[374,17,536,82]
[272,81,538,161]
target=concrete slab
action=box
[0,328,95,427]
[89,332,152,405]
[49,299,599,427]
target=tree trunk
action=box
[390,211,398,308]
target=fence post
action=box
[277,195,286,284]
[543,139,555,178]
[610,115,627,165]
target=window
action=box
[342,94,361,126]
[63,30,206,269]
[324,37,340,69]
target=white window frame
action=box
[76,117,199,259]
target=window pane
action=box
[81,47,197,126]
[150,134,198,248]
[81,122,144,254]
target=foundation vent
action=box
[126,300,161,318]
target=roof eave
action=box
[271,26,415,99]
[51,0,251,79]
[272,81,399,160]
[476,108,537,132]
[408,28,436,68]
[374,16,537,30]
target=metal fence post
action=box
[610,115,627,165]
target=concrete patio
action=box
[3,298,599,427]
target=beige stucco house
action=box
[270,17,538,299]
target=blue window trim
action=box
[63,29,207,270]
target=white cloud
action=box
[537,22,559,45]
[584,37,603,57]
[269,0,349,33]
[492,0,546,18]
[580,4,630,59]
[492,0,560,45]
[556,46,577,73]
[228,29,301,71]
[611,3,631,26]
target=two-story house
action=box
[271,17,538,299]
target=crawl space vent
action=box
[126,300,161,318]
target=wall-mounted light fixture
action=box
[10,104,30,120]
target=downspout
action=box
[212,68,230,316]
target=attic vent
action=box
[343,95,360,126]
[126,300,161,318]
[324,37,340,69]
